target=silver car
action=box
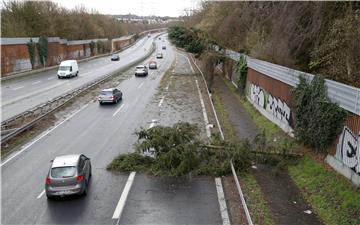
[98,88,123,104]
[45,154,92,199]
[135,65,148,76]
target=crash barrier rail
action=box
[1,35,161,144]
[190,55,253,225]
[224,49,360,116]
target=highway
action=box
[1,33,157,121]
[1,35,223,225]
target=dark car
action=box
[45,154,92,199]
[111,54,120,61]
[162,46,166,50]
[98,88,123,104]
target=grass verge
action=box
[241,173,276,225]
[221,75,360,225]
[222,78,281,138]
[212,83,276,225]
[289,156,360,225]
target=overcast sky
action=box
[51,0,201,17]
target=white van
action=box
[57,60,79,79]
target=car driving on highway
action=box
[156,53,163,59]
[57,60,78,79]
[111,54,120,61]
[135,65,148,76]
[98,88,123,104]
[45,154,91,199]
[149,61,157,69]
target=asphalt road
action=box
[1,33,159,121]
[1,36,223,225]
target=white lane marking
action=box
[31,81,41,85]
[112,172,136,220]
[37,190,45,199]
[195,79,211,138]
[47,77,55,80]
[185,55,195,74]
[1,104,89,167]
[112,104,125,117]
[158,96,165,107]
[165,76,173,91]
[2,82,64,107]
[191,56,225,140]
[12,86,24,91]
[149,119,157,128]
[215,178,231,225]
[137,82,144,89]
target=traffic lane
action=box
[0,33,158,103]
[119,49,223,224]
[1,43,175,224]
[120,174,223,225]
[0,36,163,120]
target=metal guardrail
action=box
[1,39,158,144]
[224,49,360,116]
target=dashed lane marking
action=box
[112,103,126,117]
[31,81,41,85]
[112,172,136,220]
[195,79,211,138]
[0,104,89,167]
[137,82,144,89]
[12,86,24,91]
[158,96,165,107]
[37,190,45,199]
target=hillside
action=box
[185,1,360,87]
[1,1,166,40]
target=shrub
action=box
[27,39,36,69]
[235,54,248,94]
[292,75,347,153]
[36,36,48,66]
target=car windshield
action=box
[59,66,70,71]
[100,90,113,95]
[51,166,76,178]
[136,66,145,69]
[112,54,118,57]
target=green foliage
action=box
[107,122,252,177]
[235,54,248,94]
[292,75,347,153]
[198,135,251,176]
[26,39,36,69]
[36,36,48,66]
[89,41,96,56]
[289,156,360,225]
[96,40,110,54]
[106,153,154,172]
[135,122,200,176]
[168,26,208,57]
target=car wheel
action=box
[76,71,78,76]
[83,182,88,196]
[115,98,118,103]
[99,101,103,105]
[46,194,54,200]
[58,76,61,79]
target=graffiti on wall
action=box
[249,83,292,127]
[336,126,360,174]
